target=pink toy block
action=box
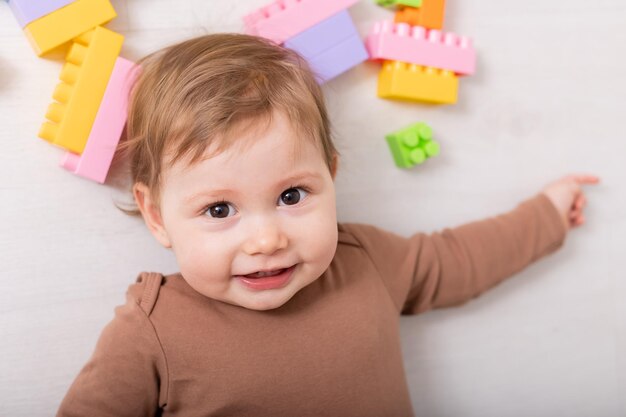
[243,0,359,45]
[8,0,75,28]
[366,20,476,76]
[61,57,138,183]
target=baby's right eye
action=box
[204,202,237,219]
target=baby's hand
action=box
[541,174,600,230]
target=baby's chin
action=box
[178,276,296,311]
[232,286,300,311]
[241,298,290,311]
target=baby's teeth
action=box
[251,269,282,278]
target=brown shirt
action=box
[56,194,566,417]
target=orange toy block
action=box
[395,0,445,30]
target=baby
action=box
[56,34,598,417]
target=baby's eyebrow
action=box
[184,189,232,205]
[281,171,323,185]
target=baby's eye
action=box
[204,202,237,219]
[278,187,308,206]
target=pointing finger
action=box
[570,174,600,185]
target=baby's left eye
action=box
[278,187,308,206]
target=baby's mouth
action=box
[236,265,297,291]
[243,268,288,279]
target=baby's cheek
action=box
[177,242,236,299]
[176,234,230,279]
[302,209,338,265]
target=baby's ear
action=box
[133,183,172,248]
[330,154,340,180]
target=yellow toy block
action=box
[39,26,124,154]
[378,60,458,104]
[23,0,116,56]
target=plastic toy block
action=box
[7,0,75,28]
[395,0,445,30]
[284,10,357,58]
[394,6,420,26]
[375,0,422,9]
[61,57,138,183]
[366,21,475,76]
[309,34,368,83]
[378,60,458,104]
[386,122,439,168]
[283,10,368,83]
[39,27,124,154]
[243,0,359,45]
[23,0,117,56]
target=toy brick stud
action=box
[386,122,440,168]
[402,130,427,164]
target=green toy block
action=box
[375,0,423,9]
[385,122,440,169]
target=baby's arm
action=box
[56,291,166,417]
[402,174,599,313]
[343,174,598,315]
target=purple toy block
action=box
[283,9,367,83]
[310,34,368,84]
[8,0,75,28]
[284,10,356,58]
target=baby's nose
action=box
[242,221,288,256]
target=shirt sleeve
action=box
[56,289,168,417]
[342,193,567,315]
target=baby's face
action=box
[155,112,338,310]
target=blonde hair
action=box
[117,33,337,215]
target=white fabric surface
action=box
[0,0,623,415]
